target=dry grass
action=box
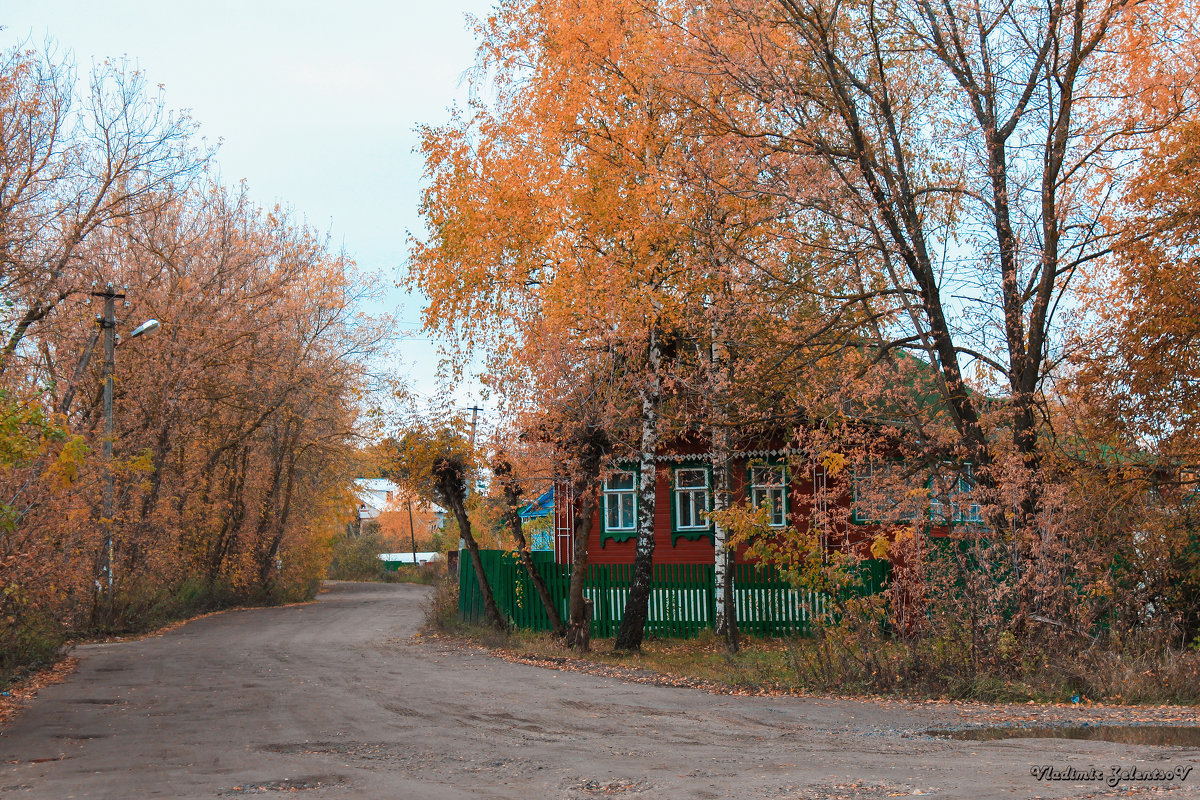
[426,620,1200,705]
[422,577,466,635]
[380,563,446,586]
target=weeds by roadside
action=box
[423,590,1200,705]
[380,564,444,586]
[425,622,1200,704]
[423,575,464,634]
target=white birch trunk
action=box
[636,384,658,563]
[614,326,660,650]
[637,325,660,565]
[711,332,738,650]
[712,426,732,636]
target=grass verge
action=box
[379,563,445,585]
[424,600,1200,706]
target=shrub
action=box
[381,562,445,585]
[423,576,463,633]
[327,531,387,581]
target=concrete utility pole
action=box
[88,284,159,598]
[92,284,125,592]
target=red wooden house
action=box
[552,439,981,566]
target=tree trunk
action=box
[710,329,739,653]
[496,459,566,637]
[259,447,299,589]
[451,491,506,633]
[251,422,293,585]
[615,329,661,651]
[712,437,739,653]
[206,446,250,586]
[434,455,504,633]
[458,505,507,632]
[565,489,593,650]
[566,428,608,651]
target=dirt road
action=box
[2,582,1198,799]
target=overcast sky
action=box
[2,0,495,413]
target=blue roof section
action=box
[519,487,554,519]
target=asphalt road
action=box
[2,581,1199,799]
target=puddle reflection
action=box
[928,725,1200,747]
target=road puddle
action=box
[928,725,1200,747]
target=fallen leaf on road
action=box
[0,657,78,731]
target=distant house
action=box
[378,552,442,568]
[352,478,447,544]
[355,478,398,526]
[518,487,555,552]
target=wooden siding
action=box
[555,456,951,565]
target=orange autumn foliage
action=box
[0,45,384,679]
[411,0,1200,668]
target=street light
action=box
[130,319,160,338]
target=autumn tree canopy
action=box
[0,45,383,679]
[409,0,1200,660]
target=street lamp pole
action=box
[94,284,125,592]
[89,283,159,595]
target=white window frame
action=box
[673,466,710,531]
[932,466,983,524]
[749,464,789,528]
[603,470,637,533]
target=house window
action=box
[674,466,710,532]
[604,471,637,533]
[812,465,830,548]
[750,465,788,527]
[931,467,983,524]
[851,461,918,524]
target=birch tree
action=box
[412,0,696,650]
[680,0,1200,615]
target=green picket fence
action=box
[459,550,889,638]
